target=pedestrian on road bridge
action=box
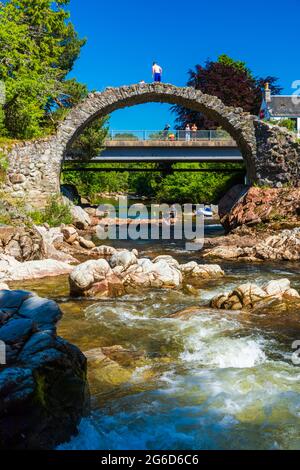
[191,123,198,141]
[185,124,191,141]
[152,62,163,83]
[163,123,170,140]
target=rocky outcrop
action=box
[69,250,224,297]
[219,186,300,233]
[0,255,73,282]
[210,279,300,310]
[204,228,300,261]
[0,226,45,261]
[0,289,89,449]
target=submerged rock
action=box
[69,250,224,297]
[210,278,300,310]
[0,290,89,449]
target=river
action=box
[11,223,300,450]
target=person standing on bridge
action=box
[152,62,163,83]
[185,124,191,141]
[191,123,198,141]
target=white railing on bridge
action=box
[107,130,231,142]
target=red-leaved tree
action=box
[173,55,282,129]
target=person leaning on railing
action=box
[191,123,198,141]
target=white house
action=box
[260,83,300,136]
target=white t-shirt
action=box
[153,64,162,74]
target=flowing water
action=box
[11,224,300,450]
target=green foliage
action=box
[0,151,8,182]
[0,1,108,157]
[29,194,72,227]
[218,54,252,76]
[269,118,297,132]
[155,163,244,204]
[112,133,139,141]
[62,164,130,203]
[68,117,109,160]
[62,163,245,204]
[0,0,85,138]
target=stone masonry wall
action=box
[1,84,300,207]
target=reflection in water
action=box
[11,226,300,450]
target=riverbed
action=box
[11,225,300,450]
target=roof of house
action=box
[266,96,300,118]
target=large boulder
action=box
[110,250,138,271]
[179,261,224,283]
[219,187,300,233]
[69,259,113,296]
[0,226,45,261]
[70,205,91,230]
[0,255,73,282]
[210,279,300,310]
[69,250,224,297]
[0,290,89,449]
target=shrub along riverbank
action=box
[62,162,245,204]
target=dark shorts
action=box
[154,73,161,82]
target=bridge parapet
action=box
[104,139,238,148]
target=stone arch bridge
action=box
[4,83,300,207]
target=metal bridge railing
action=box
[108,130,231,141]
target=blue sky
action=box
[69,0,300,130]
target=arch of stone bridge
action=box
[57,83,257,182]
[4,84,300,207]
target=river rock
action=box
[110,250,138,271]
[69,259,113,296]
[91,245,117,258]
[34,225,77,264]
[0,255,73,282]
[0,283,9,290]
[0,290,89,449]
[179,262,224,282]
[78,236,96,250]
[69,250,224,297]
[0,226,45,261]
[70,205,91,230]
[219,186,300,233]
[204,228,300,261]
[210,279,300,310]
[61,226,79,244]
